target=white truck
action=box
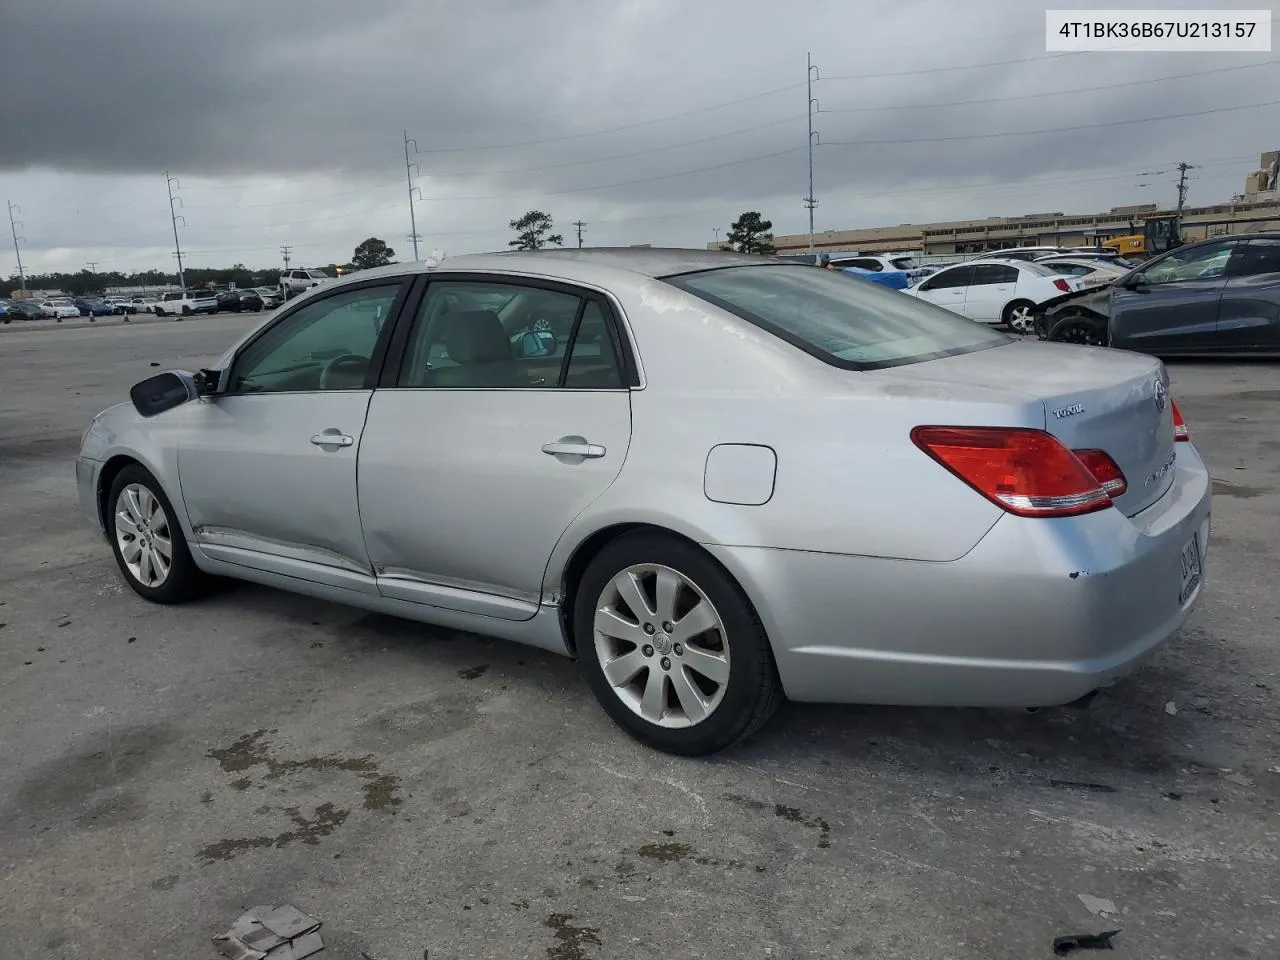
[279,269,331,299]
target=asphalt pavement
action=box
[1,317,1277,959]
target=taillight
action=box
[1053,278,1072,292]
[1074,449,1128,497]
[911,426,1113,518]
[1171,399,1190,441]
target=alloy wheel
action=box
[114,483,173,588]
[592,564,730,729]
[1052,317,1108,346]
[1008,305,1034,333]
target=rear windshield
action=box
[664,264,1009,369]
[1016,261,1060,277]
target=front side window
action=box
[1143,241,1236,285]
[665,264,1008,369]
[229,282,402,394]
[396,280,624,389]
[920,265,973,291]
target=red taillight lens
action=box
[1171,399,1189,441]
[911,426,1113,518]
[1074,449,1128,498]
[1053,278,1071,292]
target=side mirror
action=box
[1121,273,1147,290]
[517,329,556,359]
[129,370,199,417]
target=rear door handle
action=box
[542,438,606,459]
[311,432,354,448]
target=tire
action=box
[1047,311,1109,347]
[1002,299,1036,334]
[106,464,208,604]
[182,305,192,316]
[574,532,782,755]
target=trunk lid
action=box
[879,340,1176,516]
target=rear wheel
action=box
[107,464,209,604]
[1047,312,1109,346]
[575,532,782,755]
[1002,299,1036,334]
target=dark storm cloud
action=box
[0,0,1275,269]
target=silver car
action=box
[76,249,1211,755]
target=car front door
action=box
[962,263,1019,322]
[176,278,411,590]
[1216,237,1280,351]
[1109,239,1236,353]
[356,276,635,621]
[912,264,973,315]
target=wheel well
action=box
[556,522,710,657]
[96,455,142,529]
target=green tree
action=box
[351,237,396,270]
[508,210,563,250]
[725,211,776,255]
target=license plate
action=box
[1179,534,1202,605]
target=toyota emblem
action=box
[1153,378,1169,413]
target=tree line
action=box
[1,212,780,297]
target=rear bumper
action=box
[708,443,1211,708]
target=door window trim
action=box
[219,275,417,397]
[377,272,641,390]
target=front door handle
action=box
[542,437,606,459]
[311,431,354,448]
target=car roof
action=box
[342,247,780,285]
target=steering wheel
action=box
[318,353,370,390]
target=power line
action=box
[818,59,1278,114]
[8,201,27,292]
[165,171,186,291]
[822,99,1280,147]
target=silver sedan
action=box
[76,249,1211,755]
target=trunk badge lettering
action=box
[1145,449,1176,486]
[1053,403,1085,419]
[1154,378,1169,412]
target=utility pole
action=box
[1174,161,1197,219]
[280,244,293,270]
[85,261,98,273]
[713,227,720,248]
[572,220,586,248]
[165,171,186,291]
[7,201,26,292]
[804,52,821,254]
[404,129,423,261]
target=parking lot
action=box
[1,317,1277,959]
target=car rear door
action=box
[1109,239,1237,353]
[911,264,973,315]
[962,263,1019,322]
[176,278,411,589]
[1216,237,1280,351]
[356,275,635,621]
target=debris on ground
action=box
[1164,701,1178,715]
[1077,894,1118,917]
[1053,929,1120,955]
[214,905,323,960]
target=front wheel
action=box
[1047,312,1109,346]
[575,532,782,755]
[1002,299,1036,334]
[107,464,209,604]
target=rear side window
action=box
[971,264,1018,284]
[664,265,1008,370]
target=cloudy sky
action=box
[0,0,1275,275]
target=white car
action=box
[129,296,160,313]
[905,258,1085,333]
[1036,258,1129,291]
[153,291,218,317]
[39,300,80,319]
[279,269,331,297]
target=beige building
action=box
[723,152,1280,258]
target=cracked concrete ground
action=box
[1,317,1277,959]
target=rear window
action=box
[1016,262,1059,277]
[663,265,1009,369]
[890,257,914,270]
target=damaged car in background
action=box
[1036,233,1280,355]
